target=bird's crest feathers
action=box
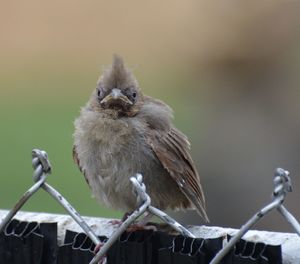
[100,54,138,90]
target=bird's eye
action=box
[132,92,137,98]
[97,89,102,97]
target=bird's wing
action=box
[146,127,209,222]
[72,145,91,187]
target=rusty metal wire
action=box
[0,149,300,264]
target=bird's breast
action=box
[74,111,152,210]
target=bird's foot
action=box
[107,211,133,226]
[121,211,132,222]
[108,219,122,226]
[93,242,107,264]
[126,223,157,232]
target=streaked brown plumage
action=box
[73,55,209,222]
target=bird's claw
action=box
[94,242,107,264]
[126,223,157,232]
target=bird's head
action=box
[93,55,142,116]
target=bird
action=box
[73,55,209,223]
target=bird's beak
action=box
[100,88,133,105]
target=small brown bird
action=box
[73,55,209,222]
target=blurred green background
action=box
[1,1,300,231]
